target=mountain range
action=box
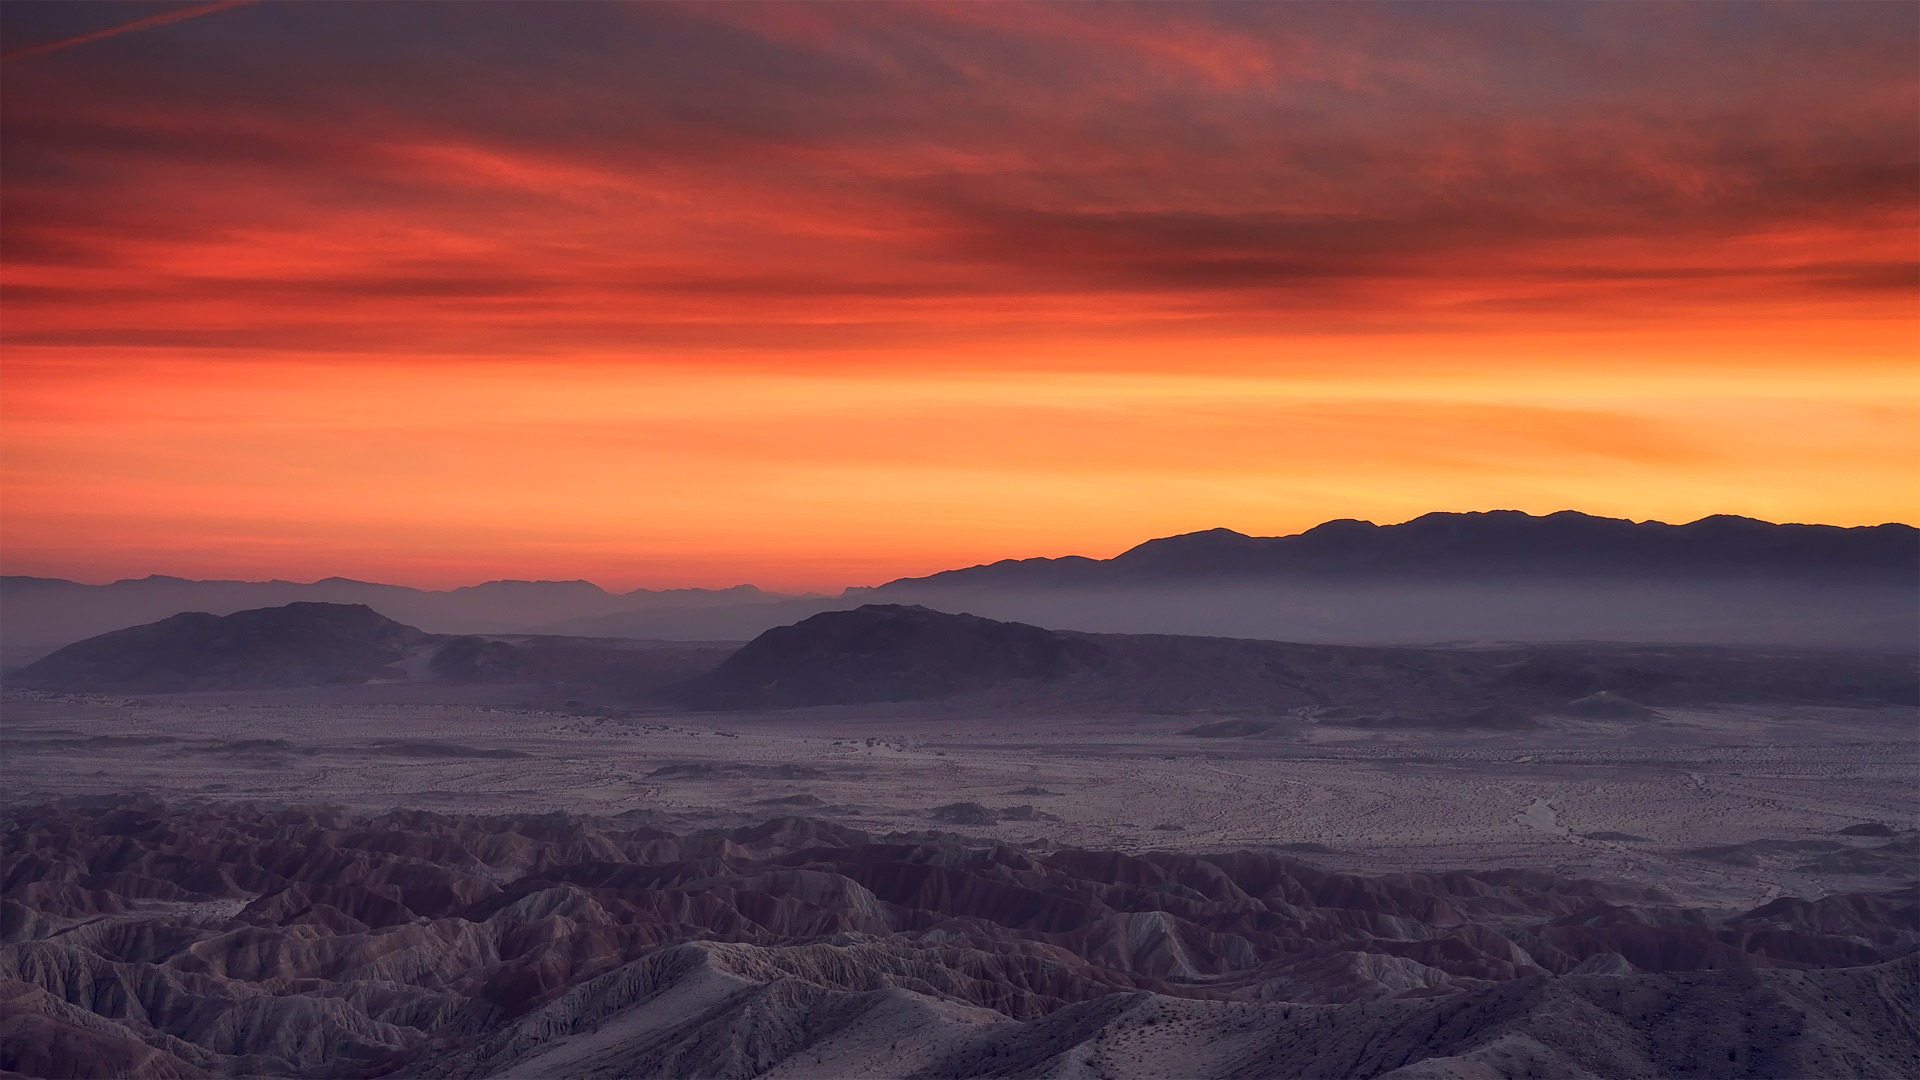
[887,510,1919,588]
[5,510,1915,660]
[0,574,802,663]
[14,601,1916,721]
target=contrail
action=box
[1,0,256,62]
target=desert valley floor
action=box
[6,688,1912,911]
[4,638,1916,1079]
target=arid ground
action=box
[7,687,1912,910]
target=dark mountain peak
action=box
[616,583,768,601]
[244,600,409,627]
[905,553,1105,588]
[10,602,432,693]
[682,603,1105,709]
[648,583,762,596]
[1128,526,1256,546]
[0,575,84,591]
[1411,508,1538,521]
[450,579,610,596]
[1298,517,1380,535]
[1113,527,1264,568]
[1399,508,1631,536]
[105,573,299,589]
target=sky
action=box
[2,1,1915,591]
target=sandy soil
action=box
[3,687,1912,910]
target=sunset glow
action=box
[3,2,1915,589]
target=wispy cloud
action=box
[1,1,253,62]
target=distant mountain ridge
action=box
[0,573,789,618]
[8,602,736,698]
[0,573,805,660]
[5,510,1915,657]
[882,511,1920,589]
[12,600,1919,711]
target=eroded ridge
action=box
[2,798,1915,1078]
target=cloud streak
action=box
[4,3,1913,350]
[0,1,253,62]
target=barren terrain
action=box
[4,614,1915,1078]
[5,688,1912,909]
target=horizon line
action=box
[7,508,1913,594]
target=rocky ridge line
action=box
[2,798,1915,1077]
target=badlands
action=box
[1,601,1915,1078]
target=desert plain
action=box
[3,604,1916,1079]
[6,681,1912,911]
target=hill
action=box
[6,603,732,700]
[13,600,1915,714]
[0,574,798,663]
[681,604,1919,715]
[680,604,1106,709]
[8,602,432,692]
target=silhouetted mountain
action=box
[3,798,1914,1079]
[5,601,741,701]
[682,604,1919,714]
[10,603,431,692]
[884,511,1920,589]
[0,574,799,661]
[7,512,1915,661]
[13,599,1916,712]
[682,604,1106,709]
[845,511,1919,648]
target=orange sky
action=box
[2,2,1915,590]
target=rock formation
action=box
[2,798,1914,1078]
